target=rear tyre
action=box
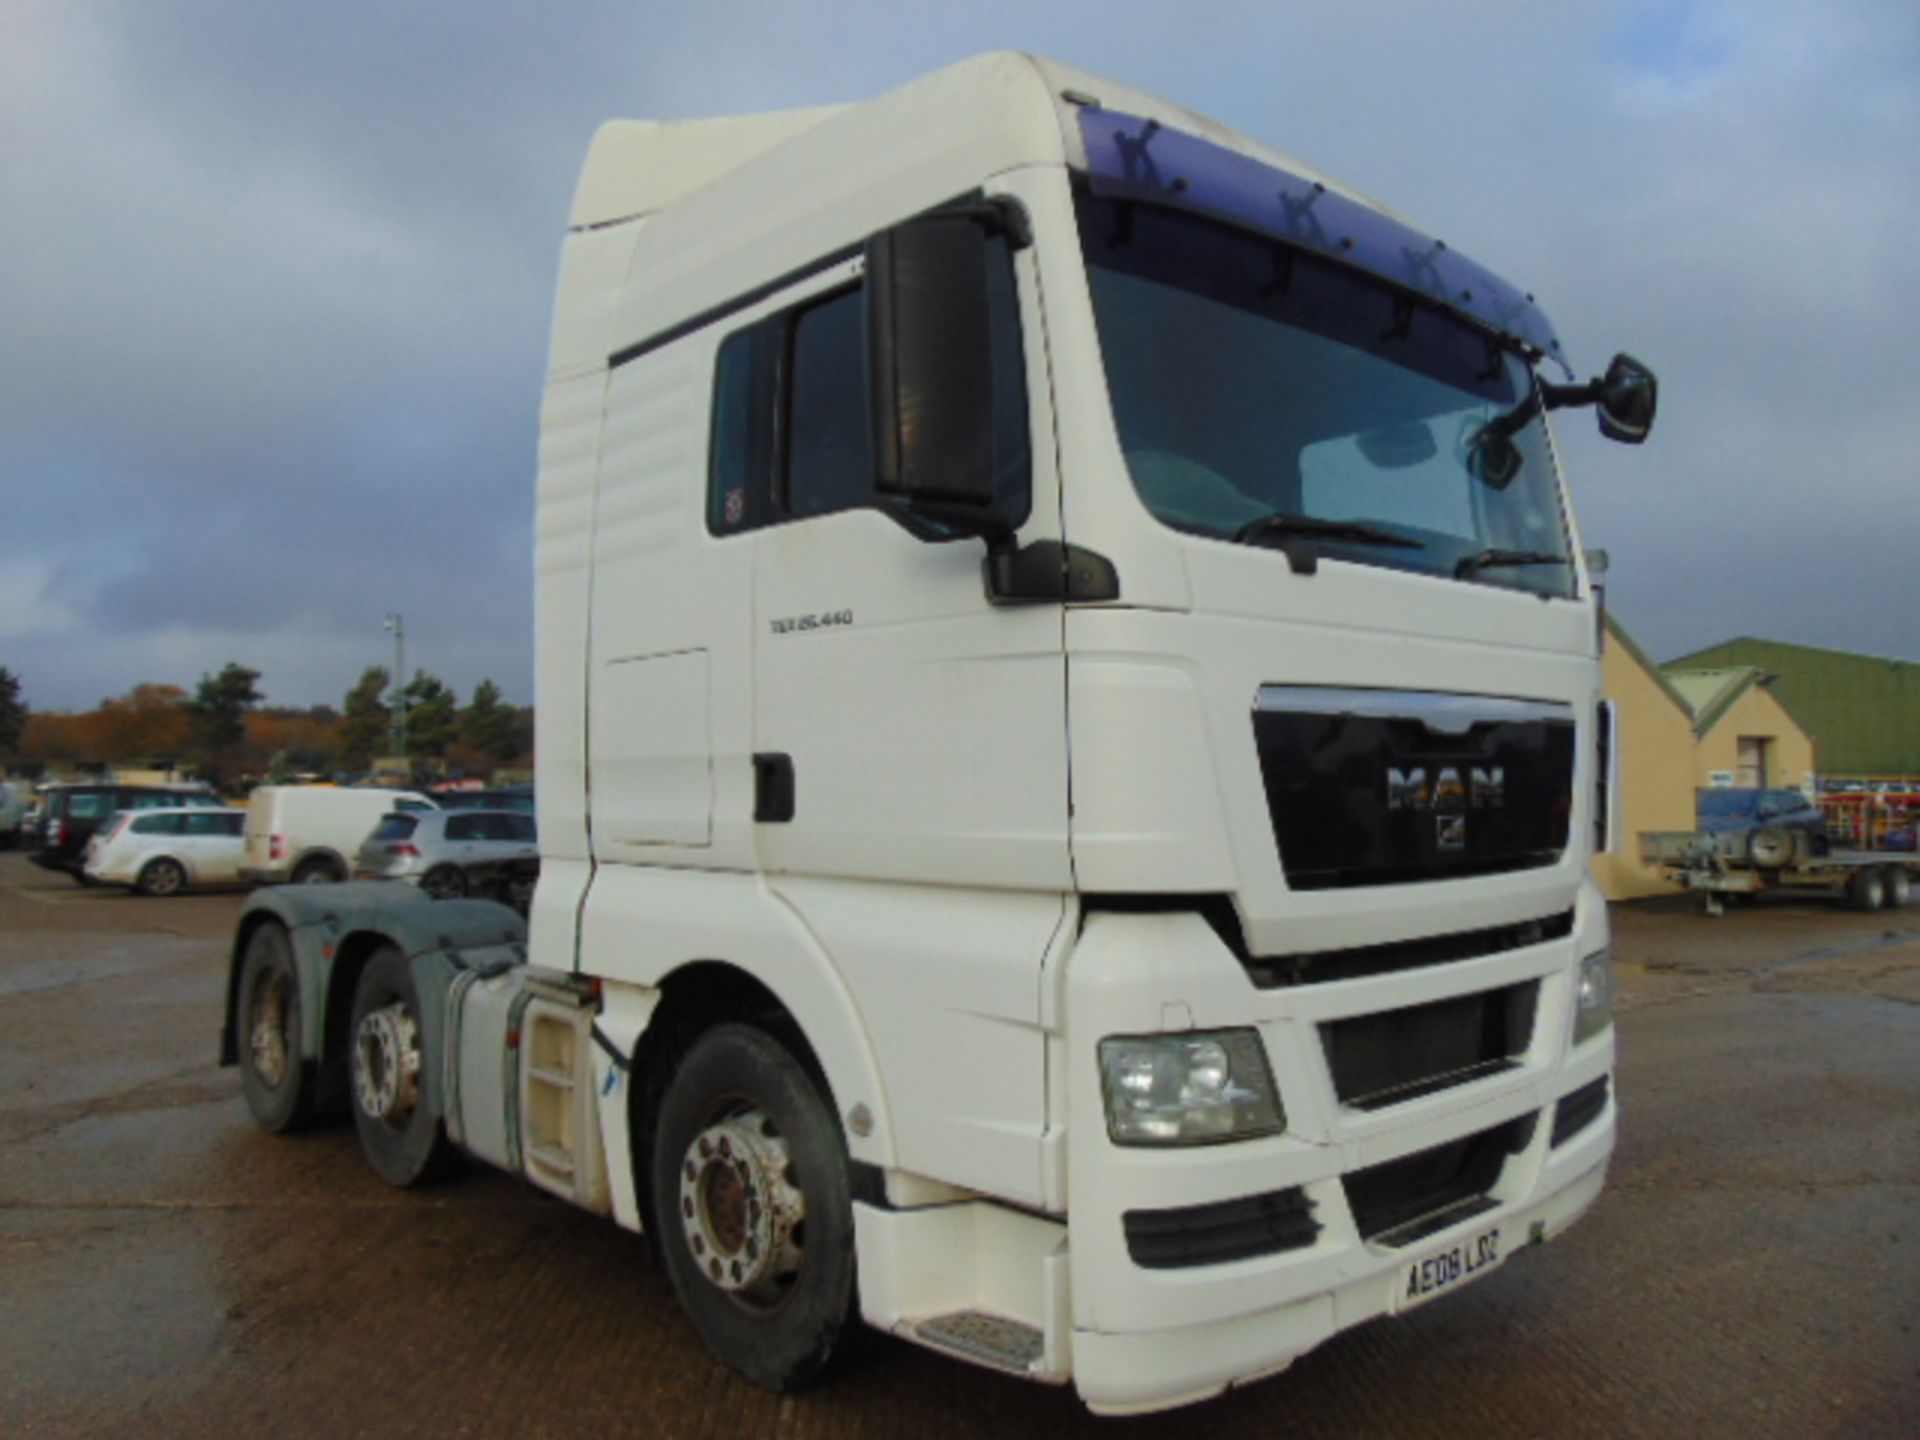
[650,1023,855,1392]
[420,865,466,900]
[138,857,187,898]
[292,855,343,885]
[237,922,315,1133]
[1882,866,1910,909]
[1848,867,1887,913]
[348,945,458,1187]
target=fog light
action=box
[1099,1029,1284,1146]
[1573,949,1614,1045]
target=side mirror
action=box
[1596,353,1657,444]
[867,211,1010,534]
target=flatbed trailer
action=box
[1643,829,1920,914]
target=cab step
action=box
[907,1310,1045,1375]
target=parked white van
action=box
[242,786,437,885]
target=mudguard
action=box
[219,882,530,1119]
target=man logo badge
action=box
[1436,813,1468,851]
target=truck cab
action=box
[225,52,1653,1414]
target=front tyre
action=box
[348,945,457,1187]
[237,922,314,1133]
[650,1023,855,1392]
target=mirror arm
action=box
[1540,377,1602,412]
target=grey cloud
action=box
[2,0,1917,711]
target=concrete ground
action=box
[1,850,1915,1438]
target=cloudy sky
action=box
[4,1,1916,711]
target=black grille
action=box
[1344,1114,1537,1244]
[1253,688,1575,891]
[1245,911,1572,989]
[1552,1076,1610,1146]
[1124,1187,1321,1269]
[1323,983,1538,1111]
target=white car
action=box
[84,805,249,896]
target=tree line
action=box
[0,663,530,788]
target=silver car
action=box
[354,808,538,898]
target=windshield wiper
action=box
[1454,548,1567,579]
[1233,512,1422,576]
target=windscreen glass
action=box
[1077,195,1574,598]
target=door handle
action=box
[753,753,795,824]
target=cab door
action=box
[713,215,1072,1204]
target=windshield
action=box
[1077,194,1575,598]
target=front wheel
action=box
[650,1023,855,1392]
[348,946,457,1187]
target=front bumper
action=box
[1073,1141,1610,1413]
[1063,893,1615,1412]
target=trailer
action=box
[1644,826,1920,914]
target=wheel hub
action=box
[353,1004,422,1124]
[678,1110,805,1304]
[248,973,291,1088]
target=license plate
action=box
[1394,1223,1504,1313]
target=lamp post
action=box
[384,613,407,761]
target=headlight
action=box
[1572,949,1614,1045]
[1099,1028,1285,1146]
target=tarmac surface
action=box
[2,849,1915,1438]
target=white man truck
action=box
[220,53,1655,1414]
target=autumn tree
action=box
[337,667,391,772]
[0,666,27,755]
[97,683,191,763]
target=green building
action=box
[1665,637,1920,778]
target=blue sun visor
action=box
[1079,108,1565,367]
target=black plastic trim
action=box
[984,540,1120,604]
[1343,1113,1537,1244]
[1551,1075,1610,1146]
[1245,911,1573,989]
[610,244,863,371]
[753,753,795,824]
[1124,1187,1320,1269]
[1322,982,1539,1110]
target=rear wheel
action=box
[292,855,342,885]
[1882,866,1911,909]
[1848,867,1887,913]
[138,856,187,897]
[237,923,314,1133]
[650,1023,855,1392]
[348,946,457,1187]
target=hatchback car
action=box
[354,808,538,897]
[84,805,249,896]
[30,783,226,881]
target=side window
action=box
[705,218,1029,538]
[445,815,480,841]
[785,287,870,519]
[708,323,779,535]
[136,814,185,835]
